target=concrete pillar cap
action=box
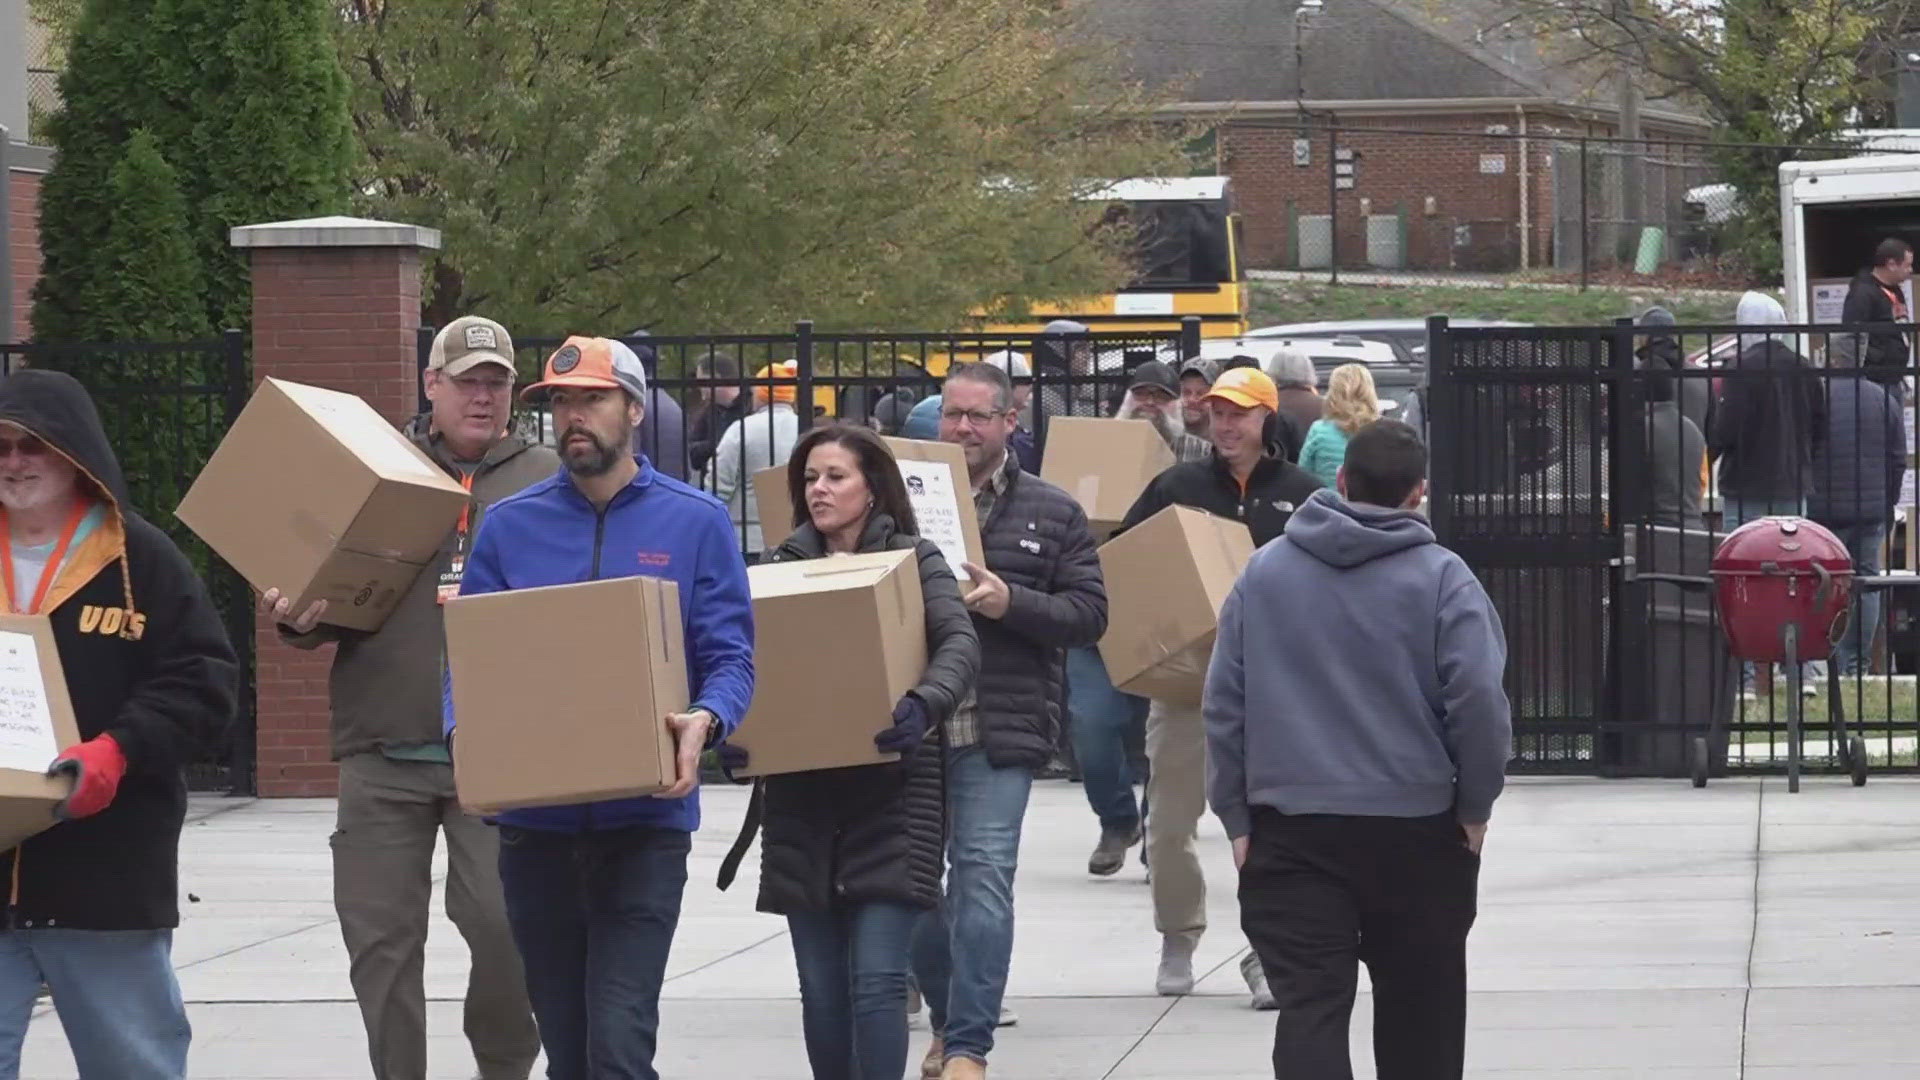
[230,216,441,251]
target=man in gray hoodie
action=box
[1203,419,1511,1080]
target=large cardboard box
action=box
[750,437,984,581]
[1041,417,1175,537]
[177,378,471,632]
[0,615,84,851]
[735,549,926,776]
[753,465,798,551]
[444,577,687,813]
[882,437,984,583]
[1098,505,1254,705]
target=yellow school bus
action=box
[973,176,1250,345]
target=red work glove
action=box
[47,734,127,821]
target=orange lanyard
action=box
[455,471,476,547]
[1,501,89,615]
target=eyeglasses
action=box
[0,435,47,458]
[940,408,1007,426]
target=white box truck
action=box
[1778,155,1919,326]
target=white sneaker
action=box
[1156,935,1196,996]
[1239,951,1276,1010]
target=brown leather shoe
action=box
[941,1057,986,1080]
[920,1038,945,1079]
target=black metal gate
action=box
[1426,317,1632,774]
[0,334,256,794]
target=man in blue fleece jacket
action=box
[444,336,755,1080]
[1203,419,1510,1080]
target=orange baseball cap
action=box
[1203,367,1279,412]
[520,336,649,403]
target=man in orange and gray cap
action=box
[444,335,755,1080]
[1108,365,1323,1010]
[262,314,554,1080]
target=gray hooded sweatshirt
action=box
[1203,489,1512,837]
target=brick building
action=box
[1087,0,1714,272]
[3,137,45,342]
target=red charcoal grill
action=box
[1635,516,1868,791]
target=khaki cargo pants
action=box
[332,752,540,1080]
[1145,699,1209,944]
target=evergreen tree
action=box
[31,0,352,341]
[29,0,166,342]
[86,130,210,343]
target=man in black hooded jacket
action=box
[0,370,238,1079]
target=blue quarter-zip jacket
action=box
[442,456,756,833]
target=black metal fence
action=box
[418,321,1204,559]
[0,333,255,795]
[1429,315,1920,779]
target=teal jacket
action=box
[1298,419,1351,488]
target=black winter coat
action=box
[1841,270,1911,391]
[1808,375,1906,527]
[969,461,1108,770]
[0,371,238,930]
[1117,448,1325,547]
[741,515,979,913]
[1710,341,1827,503]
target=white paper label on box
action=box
[0,631,59,774]
[1810,280,1849,325]
[897,459,975,582]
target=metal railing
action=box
[1429,315,1920,779]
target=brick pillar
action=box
[230,216,442,797]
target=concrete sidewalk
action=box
[19,775,1920,1078]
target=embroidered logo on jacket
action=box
[637,551,672,568]
[78,605,146,641]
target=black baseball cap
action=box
[1127,360,1179,398]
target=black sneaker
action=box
[1089,825,1142,876]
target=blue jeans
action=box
[1065,647,1145,833]
[1726,497,1808,687]
[0,928,188,1079]
[788,902,921,1080]
[1826,521,1889,677]
[910,745,1033,1064]
[497,825,691,1080]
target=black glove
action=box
[875,694,930,755]
[715,742,751,782]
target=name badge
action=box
[436,558,464,605]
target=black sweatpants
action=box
[1239,808,1480,1080]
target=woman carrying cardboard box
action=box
[717,424,980,1080]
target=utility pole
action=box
[1615,0,1643,264]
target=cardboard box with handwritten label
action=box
[753,436,983,581]
[0,615,82,851]
[177,378,471,632]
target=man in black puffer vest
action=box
[910,362,1108,1080]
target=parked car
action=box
[1241,318,1534,364]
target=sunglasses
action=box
[0,435,47,458]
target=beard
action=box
[562,429,622,477]
[0,466,80,512]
